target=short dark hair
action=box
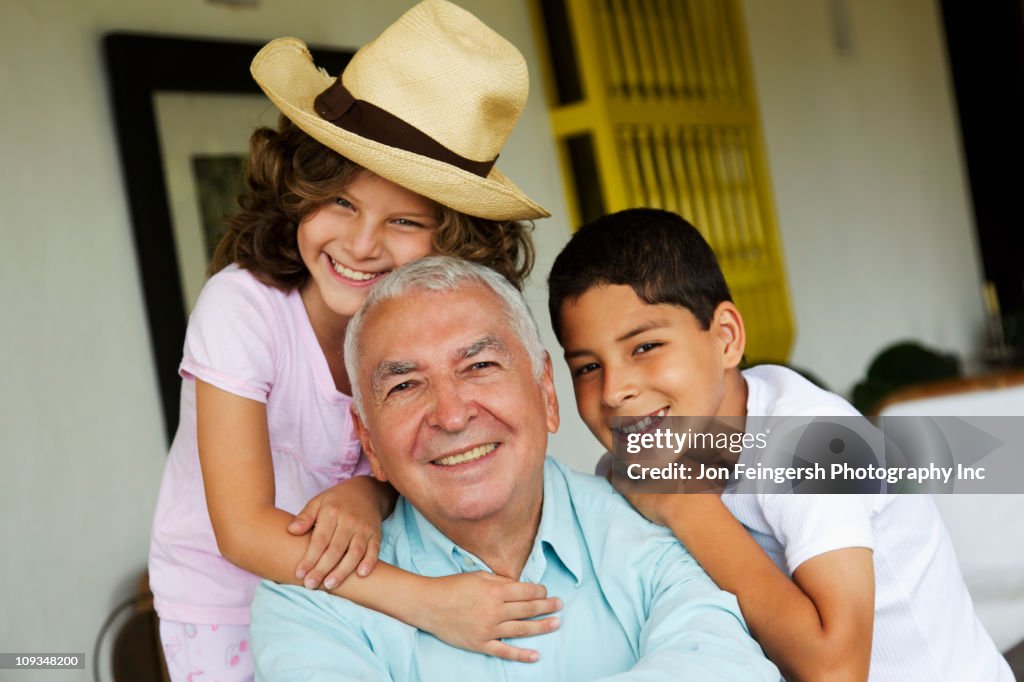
[547,208,732,342]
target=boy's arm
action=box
[197,380,559,661]
[629,493,873,682]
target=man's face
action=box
[353,283,559,529]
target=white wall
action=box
[740,0,984,394]
[0,0,995,679]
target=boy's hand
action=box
[620,489,702,528]
[416,572,562,663]
[288,478,384,590]
[610,468,722,528]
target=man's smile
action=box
[432,442,499,467]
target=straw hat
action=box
[250,0,549,221]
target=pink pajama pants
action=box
[159,619,254,682]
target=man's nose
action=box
[344,218,384,261]
[601,366,637,409]
[427,380,477,432]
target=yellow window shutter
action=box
[533,0,795,362]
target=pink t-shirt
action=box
[148,265,370,625]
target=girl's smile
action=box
[325,254,388,286]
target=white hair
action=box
[343,256,547,417]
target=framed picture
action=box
[104,33,352,442]
[154,91,276,313]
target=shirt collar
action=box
[399,458,584,586]
[528,459,584,586]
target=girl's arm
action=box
[197,380,560,662]
[624,493,874,682]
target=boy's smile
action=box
[559,284,747,453]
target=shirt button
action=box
[463,557,475,569]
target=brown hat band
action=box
[314,79,498,178]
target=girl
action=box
[149,3,560,680]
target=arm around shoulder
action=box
[650,494,873,682]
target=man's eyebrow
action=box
[563,319,672,360]
[456,335,509,361]
[370,360,418,396]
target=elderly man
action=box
[250,257,779,681]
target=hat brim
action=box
[251,38,549,221]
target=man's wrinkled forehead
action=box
[356,283,511,373]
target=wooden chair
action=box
[106,571,169,682]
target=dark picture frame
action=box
[103,33,352,443]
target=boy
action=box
[547,208,1012,682]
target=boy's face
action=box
[559,284,745,453]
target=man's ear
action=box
[351,405,387,482]
[712,301,746,370]
[541,353,560,434]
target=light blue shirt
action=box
[251,458,780,681]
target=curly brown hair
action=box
[209,116,535,290]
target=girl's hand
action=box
[287,477,389,590]
[416,572,562,663]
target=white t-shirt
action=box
[728,365,1011,682]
